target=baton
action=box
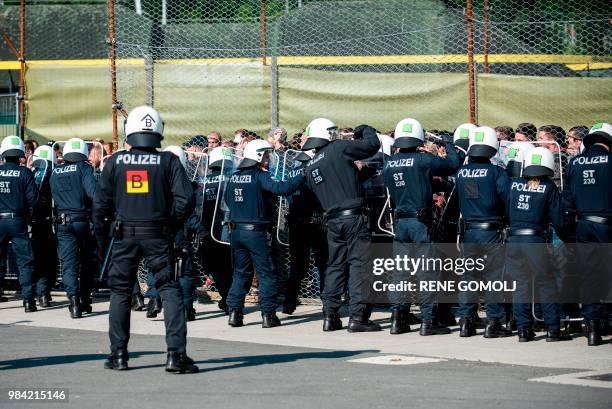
[98,237,114,282]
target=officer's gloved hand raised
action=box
[353,125,378,140]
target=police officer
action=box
[505,141,535,178]
[30,144,58,307]
[94,106,198,372]
[563,122,612,346]
[199,146,234,313]
[455,126,512,338]
[164,145,199,321]
[0,136,38,312]
[283,148,328,314]
[301,119,381,332]
[506,147,571,342]
[50,138,97,318]
[383,118,461,335]
[225,139,304,328]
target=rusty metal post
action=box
[466,0,476,124]
[109,0,119,150]
[484,0,490,74]
[18,0,25,138]
[261,0,267,66]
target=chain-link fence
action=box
[0,93,19,137]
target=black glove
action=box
[353,124,377,140]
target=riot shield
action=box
[275,149,303,246]
[185,150,209,183]
[209,148,240,245]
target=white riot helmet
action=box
[392,118,424,149]
[0,135,25,158]
[163,145,187,168]
[302,118,338,150]
[523,147,555,178]
[239,139,273,169]
[378,133,394,157]
[468,126,499,159]
[209,146,233,169]
[453,123,477,151]
[124,105,164,148]
[584,122,612,149]
[62,138,88,162]
[505,141,535,177]
[32,145,56,165]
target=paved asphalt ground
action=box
[1,296,611,409]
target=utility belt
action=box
[507,228,544,237]
[578,215,612,225]
[464,221,502,231]
[230,222,268,232]
[113,220,172,239]
[395,208,433,225]
[289,213,325,225]
[55,213,90,225]
[326,207,363,220]
[0,212,24,219]
[30,216,54,225]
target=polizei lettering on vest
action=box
[511,181,546,193]
[572,155,608,166]
[0,170,21,177]
[458,168,488,178]
[230,174,252,183]
[116,154,161,165]
[387,158,415,168]
[52,164,78,174]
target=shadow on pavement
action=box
[0,351,163,371]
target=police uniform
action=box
[506,147,570,342]
[94,106,198,372]
[0,136,38,312]
[284,155,327,314]
[50,139,97,318]
[383,118,461,335]
[455,126,512,338]
[301,120,380,332]
[563,123,612,346]
[31,148,58,307]
[224,140,304,328]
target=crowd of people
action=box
[0,111,610,372]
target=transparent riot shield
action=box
[210,148,240,245]
[275,149,302,246]
[185,150,208,183]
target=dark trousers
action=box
[31,221,57,296]
[391,218,436,321]
[108,237,186,354]
[200,235,233,302]
[57,221,93,298]
[322,214,372,319]
[285,220,328,307]
[457,228,505,321]
[0,218,34,299]
[576,220,611,320]
[227,228,278,314]
[506,235,561,330]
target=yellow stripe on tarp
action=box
[0,55,610,70]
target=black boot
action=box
[39,294,51,308]
[104,350,129,370]
[185,307,196,322]
[131,293,146,311]
[546,328,571,342]
[347,317,382,333]
[459,317,476,337]
[322,312,342,332]
[228,310,244,327]
[165,352,199,374]
[218,298,228,314]
[68,295,82,318]
[586,320,603,346]
[484,319,512,338]
[81,293,93,314]
[419,320,451,336]
[390,310,410,335]
[505,316,517,331]
[517,328,535,342]
[564,319,583,335]
[23,298,37,313]
[282,303,296,315]
[146,296,162,318]
[262,312,281,328]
